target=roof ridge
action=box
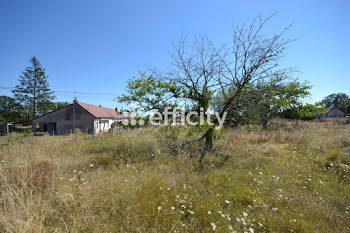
[76,102,122,118]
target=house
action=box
[0,122,14,135]
[33,98,123,135]
[315,107,345,119]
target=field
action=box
[0,121,349,232]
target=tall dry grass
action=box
[0,122,349,232]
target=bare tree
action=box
[167,14,295,165]
[120,14,296,166]
[151,35,223,112]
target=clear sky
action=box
[0,0,349,108]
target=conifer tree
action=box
[12,56,55,123]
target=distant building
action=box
[315,107,345,119]
[33,99,124,135]
[0,122,14,135]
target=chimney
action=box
[115,107,118,112]
[99,105,101,107]
[74,97,78,103]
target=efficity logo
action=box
[120,106,227,129]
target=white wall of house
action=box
[94,118,122,134]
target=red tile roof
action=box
[77,102,122,118]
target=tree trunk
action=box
[261,120,268,129]
[199,127,214,168]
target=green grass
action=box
[0,121,349,232]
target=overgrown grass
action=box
[0,121,349,232]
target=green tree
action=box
[281,103,319,120]
[248,78,311,128]
[53,101,70,110]
[12,56,55,124]
[321,93,349,108]
[213,77,312,127]
[118,72,181,113]
[0,95,23,124]
[120,14,296,165]
[339,99,350,114]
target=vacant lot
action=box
[0,121,349,232]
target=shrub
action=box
[325,150,340,162]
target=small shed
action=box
[0,122,14,135]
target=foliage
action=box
[321,93,350,114]
[213,77,312,127]
[12,56,55,123]
[281,103,318,120]
[321,93,349,108]
[53,101,70,110]
[0,94,68,125]
[0,96,23,124]
[339,99,350,114]
[118,72,181,112]
[247,79,311,127]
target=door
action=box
[47,122,57,135]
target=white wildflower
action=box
[188,210,194,215]
[210,223,217,231]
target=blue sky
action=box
[0,0,349,108]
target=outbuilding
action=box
[315,107,346,119]
[0,122,14,135]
